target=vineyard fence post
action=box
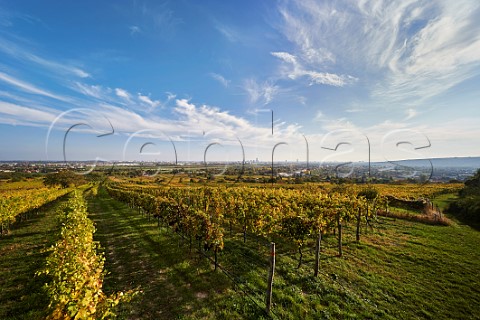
[266,242,275,314]
[337,214,343,257]
[314,229,321,277]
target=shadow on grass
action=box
[444,212,480,231]
[0,200,65,320]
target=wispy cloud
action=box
[0,100,57,125]
[214,22,241,43]
[405,108,418,120]
[277,0,480,106]
[0,90,293,148]
[0,10,13,27]
[129,25,141,35]
[27,54,90,78]
[74,82,111,100]
[138,93,161,109]
[345,108,363,113]
[172,99,305,149]
[210,73,230,87]
[243,78,279,105]
[0,71,69,101]
[0,36,90,78]
[314,110,323,121]
[174,99,244,135]
[115,88,131,101]
[130,2,182,39]
[70,82,169,112]
[271,51,356,87]
[0,7,43,28]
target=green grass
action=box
[219,219,480,319]
[0,198,66,320]
[88,187,480,319]
[432,193,459,211]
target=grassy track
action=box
[89,187,480,319]
[0,199,66,320]
[432,193,459,211]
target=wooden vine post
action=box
[337,213,343,257]
[266,242,276,314]
[356,208,361,242]
[214,247,218,271]
[314,229,322,277]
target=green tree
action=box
[447,169,480,225]
[43,171,86,188]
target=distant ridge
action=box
[372,156,480,168]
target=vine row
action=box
[37,190,136,320]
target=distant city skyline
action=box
[1,1,480,162]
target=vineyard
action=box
[97,179,476,318]
[104,181,388,272]
[1,177,479,319]
[0,181,72,235]
[104,180,460,260]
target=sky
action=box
[1,0,480,164]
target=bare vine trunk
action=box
[356,208,361,242]
[337,214,343,257]
[297,246,303,269]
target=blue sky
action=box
[1,0,480,163]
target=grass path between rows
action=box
[87,187,259,319]
[0,198,67,320]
